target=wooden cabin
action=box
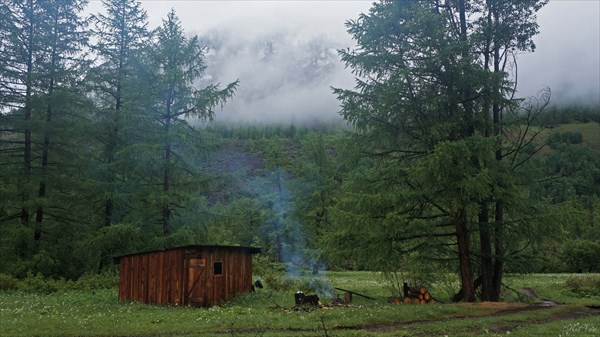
[115,245,260,307]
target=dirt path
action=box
[484,305,599,335]
[228,304,599,336]
[357,303,599,335]
[122,303,600,336]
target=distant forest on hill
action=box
[2,111,599,279]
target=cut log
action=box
[388,296,402,304]
[344,292,352,304]
[424,292,431,301]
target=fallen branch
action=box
[320,315,330,337]
[334,287,375,300]
[266,291,284,310]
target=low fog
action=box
[88,1,600,124]
[197,29,353,124]
[129,0,368,124]
[517,1,600,106]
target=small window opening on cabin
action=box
[214,261,223,275]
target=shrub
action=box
[71,272,119,290]
[565,275,600,296]
[18,272,58,294]
[565,131,583,144]
[561,239,600,272]
[548,131,584,149]
[3,271,119,294]
[0,273,18,291]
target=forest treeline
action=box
[1,0,599,302]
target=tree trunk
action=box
[455,1,475,303]
[453,275,483,302]
[34,99,51,241]
[35,20,58,241]
[476,3,496,302]
[162,117,171,238]
[490,5,504,302]
[21,5,34,226]
[104,118,116,226]
[458,0,475,137]
[455,207,475,302]
[478,202,494,301]
[105,49,124,227]
[492,201,504,301]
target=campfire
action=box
[293,287,375,308]
[294,291,320,306]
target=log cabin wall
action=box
[188,246,254,307]
[118,249,185,305]
[117,245,259,307]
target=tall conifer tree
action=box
[1,0,92,277]
[0,0,45,229]
[140,9,238,239]
[90,0,150,227]
[32,0,88,241]
[332,0,547,301]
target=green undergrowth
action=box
[0,272,118,293]
[502,273,600,305]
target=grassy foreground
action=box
[1,272,598,337]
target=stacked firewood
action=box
[388,285,436,304]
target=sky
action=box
[88,0,600,124]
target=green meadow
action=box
[1,272,598,337]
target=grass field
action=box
[1,272,598,336]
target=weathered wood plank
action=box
[172,250,182,306]
[157,252,165,305]
[141,254,148,303]
[118,257,128,301]
[117,246,259,307]
[148,253,157,304]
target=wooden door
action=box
[186,258,205,306]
